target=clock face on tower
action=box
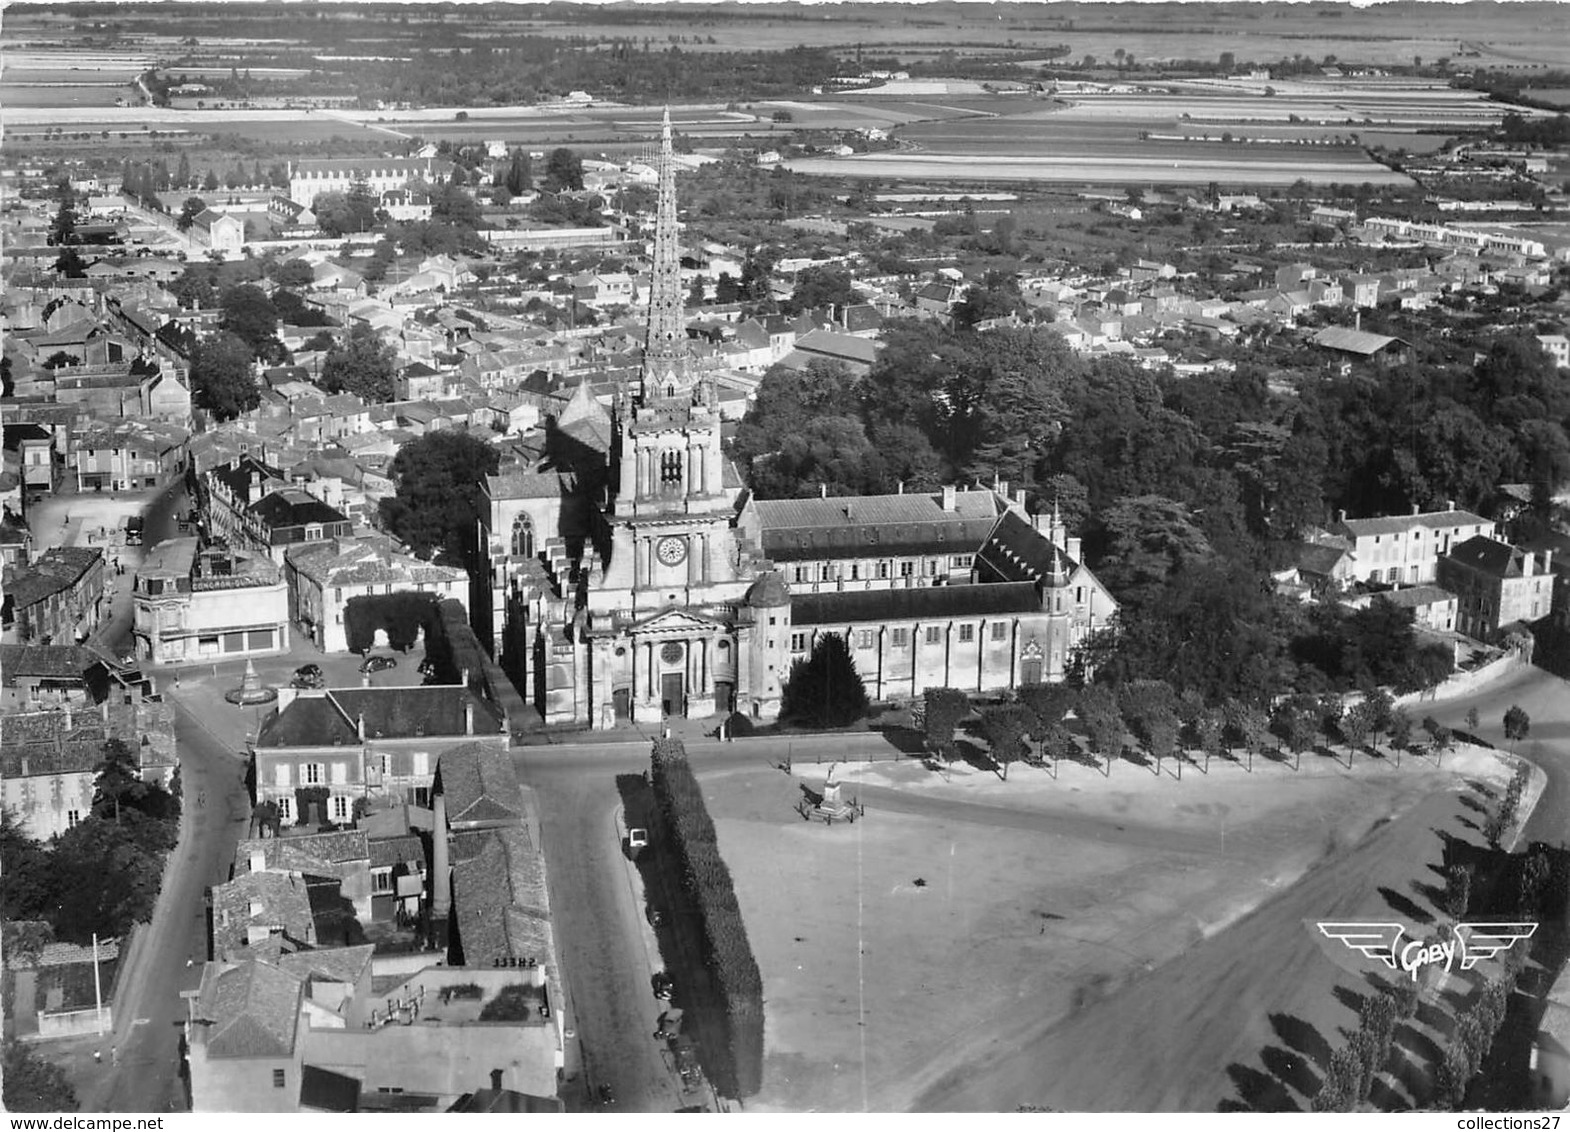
[656,535,688,567]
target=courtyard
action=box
[701,741,1526,1111]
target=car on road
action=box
[651,971,674,1000]
[360,654,398,674]
[646,905,665,928]
[291,664,324,690]
[597,1084,615,1107]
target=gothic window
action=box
[511,515,534,558]
[660,450,683,486]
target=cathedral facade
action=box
[479,112,1117,730]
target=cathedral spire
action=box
[640,106,692,403]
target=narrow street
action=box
[82,699,251,1113]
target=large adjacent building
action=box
[479,111,1116,729]
[133,538,291,664]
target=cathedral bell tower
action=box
[606,108,735,600]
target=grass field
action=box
[709,742,1516,1112]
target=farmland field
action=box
[783,152,1411,188]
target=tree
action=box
[93,738,147,824]
[50,198,77,246]
[53,246,87,279]
[176,150,192,188]
[688,275,707,306]
[1387,709,1413,766]
[3,1040,79,1112]
[979,704,1031,779]
[313,189,377,238]
[504,149,532,196]
[190,331,259,421]
[202,168,219,192]
[320,322,397,403]
[922,687,969,763]
[378,431,501,565]
[1098,494,1214,607]
[430,181,482,230]
[543,147,584,192]
[1193,706,1224,774]
[218,283,279,357]
[176,196,207,231]
[785,264,857,316]
[1339,701,1373,767]
[271,258,316,289]
[1444,863,1473,919]
[1042,723,1077,773]
[779,633,869,729]
[1077,685,1123,776]
[1504,704,1530,747]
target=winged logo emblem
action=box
[1314,920,1537,981]
[1453,922,1537,970]
[1317,922,1406,969]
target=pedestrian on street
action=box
[110,1045,118,1066]
[93,1049,101,1064]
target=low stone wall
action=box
[1395,650,1527,709]
[34,1005,110,1041]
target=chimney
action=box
[997,479,1009,500]
[461,667,470,689]
[465,701,475,735]
[897,481,904,494]
[1411,503,1420,516]
[489,1069,504,1091]
[1066,537,1082,562]
[249,850,266,873]
[1445,499,1456,512]
[941,485,957,512]
[1336,509,1347,525]
[1524,551,1536,577]
[356,713,366,741]
[431,793,452,927]
[820,483,827,498]
[1545,549,1554,575]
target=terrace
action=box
[364,967,552,1030]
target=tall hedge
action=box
[650,738,764,1099]
[343,591,439,654]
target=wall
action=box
[35,1005,111,1040]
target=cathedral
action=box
[479,111,1117,730]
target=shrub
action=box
[650,738,763,1098]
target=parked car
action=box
[291,664,324,689]
[646,905,665,928]
[417,658,437,677]
[360,654,397,674]
[651,971,674,1000]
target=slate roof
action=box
[791,581,1042,626]
[274,943,375,986]
[1295,541,1352,577]
[0,709,110,777]
[439,742,526,827]
[1375,585,1456,609]
[194,959,303,1058]
[486,469,569,501]
[1334,508,1491,539]
[752,489,1001,561]
[257,686,500,747]
[286,539,466,589]
[974,510,1079,585]
[1444,535,1526,578]
[248,488,351,531]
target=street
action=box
[81,698,252,1112]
